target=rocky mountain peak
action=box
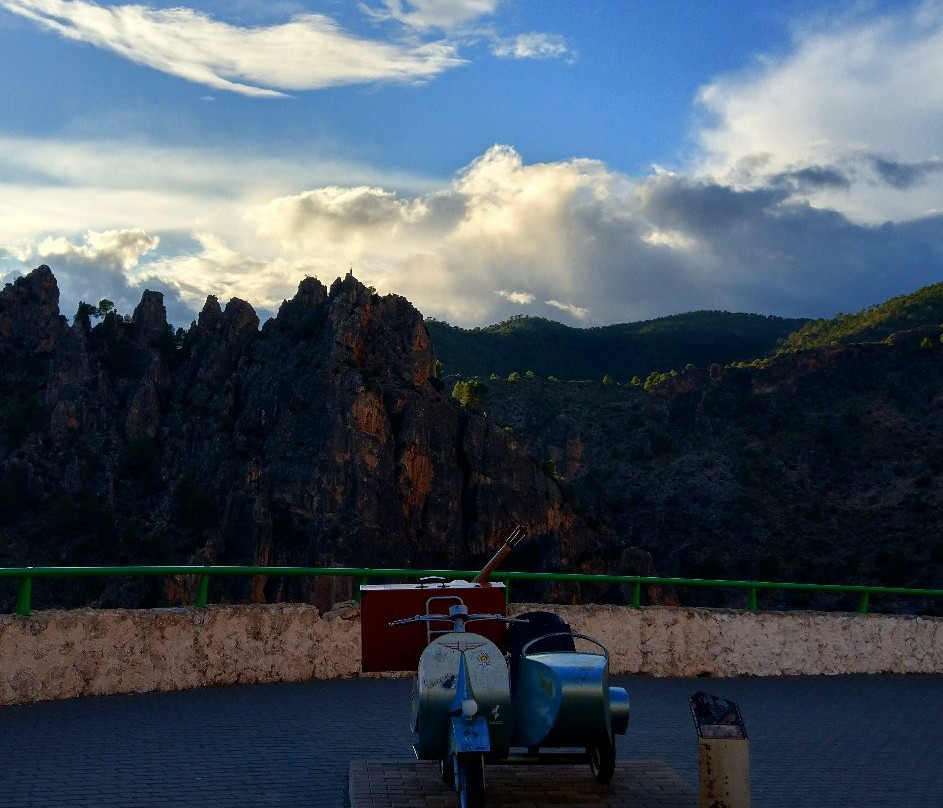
[0,265,68,357]
[123,289,170,357]
[0,267,617,611]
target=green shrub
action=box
[451,379,490,410]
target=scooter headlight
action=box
[461,699,479,718]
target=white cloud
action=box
[693,0,943,223]
[642,229,697,250]
[4,139,943,332]
[1,0,465,95]
[360,0,502,30]
[31,229,159,271]
[496,289,535,305]
[243,145,943,325]
[252,186,426,249]
[0,134,441,255]
[143,232,293,317]
[8,228,186,322]
[546,299,589,319]
[491,32,570,59]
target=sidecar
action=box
[507,611,630,782]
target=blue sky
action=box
[1,0,942,329]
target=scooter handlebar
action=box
[388,614,529,627]
[389,614,440,626]
[467,614,530,624]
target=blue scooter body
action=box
[412,631,511,761]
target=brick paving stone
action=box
[348,760,696,808]
[1,674,941,807]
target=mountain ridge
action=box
[426,310,808,382]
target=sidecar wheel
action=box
[457,753,485,808]
[440,755,455,786]
[589,740,616,784]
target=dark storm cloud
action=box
[770,165,852,193]
[632,174,943,319]
[638,178,789,233]
[872,157,943,190]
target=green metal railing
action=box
[2,565,943,617]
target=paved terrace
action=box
[1,674,941,808]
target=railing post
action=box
[16,570,33,616]
[858,591,870,614]
[747,588,757,611]
[194,572,210,608]
[631,581,642,608]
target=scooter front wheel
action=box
[589,740,616,784]
[456,753,485,808]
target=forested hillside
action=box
[427,311,808,382]
[439,282,943,612]
[473,326,943,613]
[779,281,943,352]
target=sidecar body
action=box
[507,611,630,769]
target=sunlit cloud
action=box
[4,140,943,331]
[7,228,193,324]
[0,134,440,253]
[251,186,426,249]
[30,229,159,272]
[1,0,465,95]
[694,0,943,223]
[143,232,290,317]
[496,289,535,305]
[642,229,697,250]
[546,300,589,319]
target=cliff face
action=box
[0,267,615,610]
[480,330,943,610]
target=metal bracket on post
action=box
[689,691,750,808]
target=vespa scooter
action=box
[391,604,630,808]
[390,603,523,808]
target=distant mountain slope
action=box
[477,325,943,610]
[779,281,943,352]
[427,311,809,382]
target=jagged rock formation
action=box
[0,267,627,610]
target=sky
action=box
[1,0,942,329]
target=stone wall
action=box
[0,603,361,706]
[530,604,942,677]
[2,603,940,705]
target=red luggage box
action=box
[360,579,509,672]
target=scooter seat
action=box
[507,611,576,693]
